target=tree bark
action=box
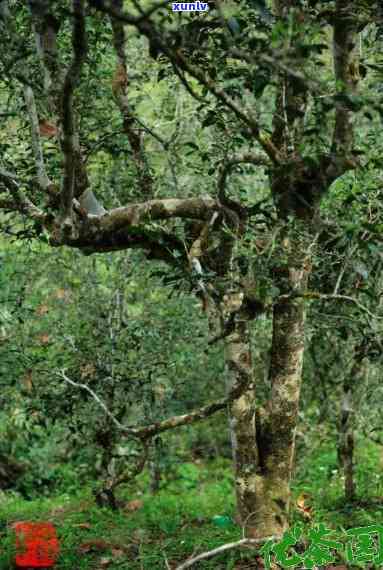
[224,239,311,539]
[223,298,258,535]
[258,278,308,536]
[338,350,366,501]
[149,435,163,493]
[339,391,355,502]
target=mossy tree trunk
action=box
[222,293,258,534]
[255,252,310,537]
[223,238,311,538]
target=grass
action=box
[1,439,383,569]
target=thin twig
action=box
[276,292,383,321]
[333,244,358,295]
[176,536,277,570]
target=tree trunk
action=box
[338,352,365,501]
[256,274,308,537]
[339,392,355,502]
[149,435,163,493]
[224,243,311,538]
[223,298,258,534]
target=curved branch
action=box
[57,366,251,440]
[217,152,269,236]
[38,196,219,257]
[217,152,270,206]
[59,223,186,264]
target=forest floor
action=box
[1,442,383,569]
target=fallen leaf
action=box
[124,499,143,512]
[73,522,91,530]
[36,304,49,316]
[99,557,112,567]
[37,333,50,345]
[21,370,33,392]
[53,288,71,302]
[296,492,313,519]
[78,539,110,554]
[39,119,58,138]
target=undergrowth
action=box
[0,439,382,569]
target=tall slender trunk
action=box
[338,350,366,501]
[338,385,355,502]
[149,435,163,493]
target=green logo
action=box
[261,523,383,569]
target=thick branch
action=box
[110,0,153,198]
[45,196,218,258]
[331,1,360,155]
[99,197,217,232]
[60,0,87,228]
[59,223,185,263]
[23,85,51,192]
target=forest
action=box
[0,0,383,568]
